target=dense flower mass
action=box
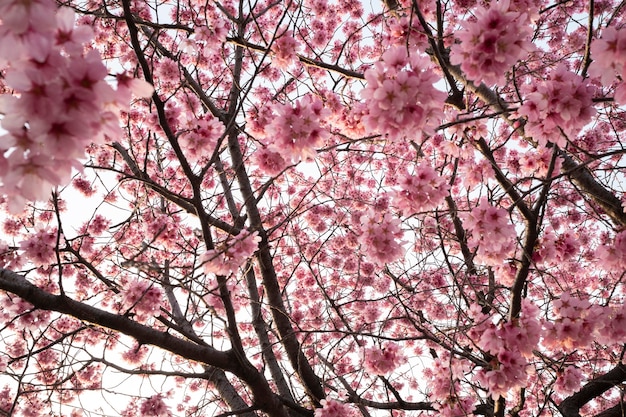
[393,163,449,214]
[518,65,595,148]
[363,342,405,375]
[358,209,405,265]
[460,198,516,266]
[262,95,330,163]
[360,47,446,141]
[589,27,626,104]
[0,1,152,212]
[314,399,354,417]
[450,0,533,86]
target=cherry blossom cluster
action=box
[393,163,449,215]
[517,65,595,148]
[596,229,626,272]
[471,302,541,399]
[201,230,261,275]
[542,293,608,350]
[363,342,405,375]
[460,199,516,266]
[18,226,58,267]
[139,395,171,417]
[314,399,354,417]
[0,0,152,212]
[178,114,225,163]
[554,366,584,395]
[590,27,626,104]
[450,0,533,86]
[271,30,300,69]
[424,357,474,417]
[261,95,330,163]
[360,47,446,141]
[120,278,165,321]
[358,209,405,266]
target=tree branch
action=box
[559,364,626,417]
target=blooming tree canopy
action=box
[1,0,626,416]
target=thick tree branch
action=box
[559,364,626,417]
[0,268,235,370]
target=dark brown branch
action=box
[0,268,235,371]
[559,364,626,417]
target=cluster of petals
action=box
[178,114,225,162]
[424,356,474,417]
[358,209,405,265]
[472,303,541,399]
[589,27,626,104]
[460,199,516,266]
[18,226,58,267]
[554,366,584,395]
[262,95,330,163]
[0,1,152,212]
[271,30,300,69]
[363,342,405,375]
[202,230,261,275]
[360,47,446,141]
[139,395,172,417]
[450,0,533,86]
[542,293,608,350]
[314,399,354,417]
[393,163,449,215]
[596,229,626,272]
[121,278,164,320]
[517,65,595,148]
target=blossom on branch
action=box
[202,230,261,275]
[450,0,533,86]
[518,65,595,148]
[360,46,446,141]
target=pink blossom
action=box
[450,0,533,86]
[517,64,595,148]
[140,395,172,417]
[360,47,446,141]
[554,366,583,395]
[314,399,354,417]
[202,230,261,275]
[263,95,330,162]
[253,147,289,176]
[19,226,58,266]
[121,278,164,320]
[272,30,299,69]
[358,209,405,265]
[364,342,405,375]
[393,163,449,214]
[590,27,626,104]
[460,198,516,266]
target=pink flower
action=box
[263,95,330,163]
[121,278,164,320]
[202,230,261,275]
[358,209,405,265]
[393,163,449,214]
[272,30,299,69]
[460,198,516,266]
[140,395,171,417]
[364,342,405,375]
[450,0,533,86]
[314,399,354,417]
[19,226,58,266]
[590,27,626,104]
[554,366,583,395]
[360,47,446,141]
[518,65,595,148]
